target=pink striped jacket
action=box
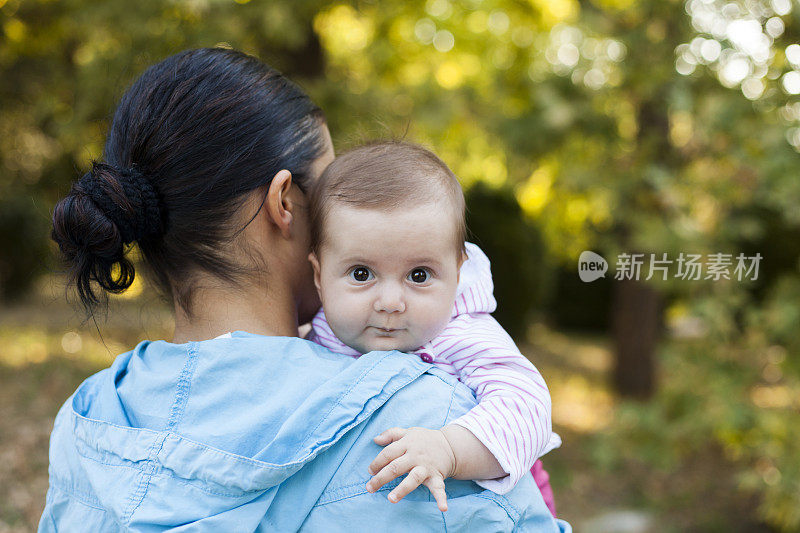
[309,242,560,493]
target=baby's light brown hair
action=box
[309,141,466,257]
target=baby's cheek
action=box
[326,307,354,338]
[418,301,454,343]
[324,297,365,344]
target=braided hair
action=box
[52,163,163,308]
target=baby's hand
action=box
[366,426,456,512]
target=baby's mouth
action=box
[371,326,403,333]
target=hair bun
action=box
[51,162,163,310]
[76,163,163,243]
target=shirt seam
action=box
[313,489,447,530]
[442,376,521,526]
[46,483,124,529]
[123,341,200,524]
[166,341,201,431]
[314,377,459,510]
[297,352,393,449]
[314,479,402,507]
[475,492,521,522]
[312,372,436,502]
[47,479,106,511]
[74,446,258,498]
[73,415,297,471]
[149,470,262,498]
[48,506,57,530]
[442,379,458,426]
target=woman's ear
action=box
[308,252,323,295]
[265,169,294,239]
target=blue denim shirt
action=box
[39,332,571,531]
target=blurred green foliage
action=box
[596,283,800,530]
[2,0,800,528]
[465,182,551,338]
[0,196,49,299]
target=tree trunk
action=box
[282,24,325,80]
[611,278,661,399]
[606,91,670,399]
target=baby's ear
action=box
[308,252,323,293]
[456,249,468,283]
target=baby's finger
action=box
[424,475,448,512]
[368,440,406,475]
[387,465,429,503]
[367,455,412,493]
[373,427,407,446]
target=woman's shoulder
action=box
[47,340,565,530]
[66,334,352,441]
[68,338,438,462]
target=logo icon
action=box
[578,251,608,282]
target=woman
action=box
[41,48,569,532]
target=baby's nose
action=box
[374,285,405,313]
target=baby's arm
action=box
[365,423,505,511]
[431,312,554,493]
[365,313,553,507]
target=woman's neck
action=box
[171,279,299,343]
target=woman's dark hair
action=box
[51,48,327,313]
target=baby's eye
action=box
[408,268,431,284]
[349,266,373,283]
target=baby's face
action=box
[310,202,463,354]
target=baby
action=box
[306,141,560,515]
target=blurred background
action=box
[2,0,800,531]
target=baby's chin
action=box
[354,336,424,354]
